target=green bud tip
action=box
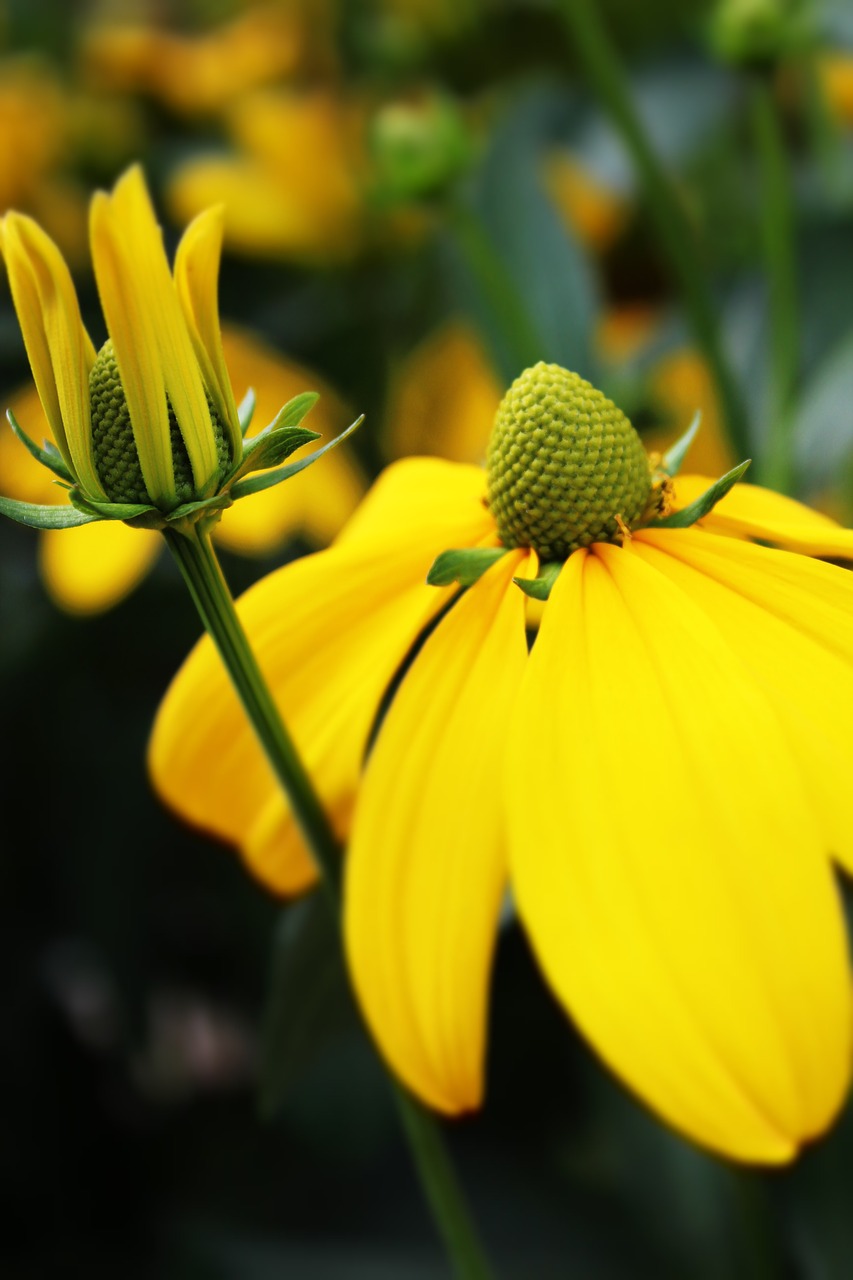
[485,362,653,560]
[89,339,232,507]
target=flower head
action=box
[0,166,353,543]
[151,362,853,1164]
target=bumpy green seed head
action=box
[89,339,232,507]
[486,362,652,560]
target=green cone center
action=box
[89,340,232,507]
[485,362,652,560]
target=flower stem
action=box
[555,0,750,461]
[163,524,496,1280]
[751,73,799,493]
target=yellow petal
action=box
[91,167,218,502]
[174,205,242,459]
[1,212,103,495]
[346,550,533,1114]
[636,528,853,872]
[149,457,494,894]
[507,544,852,1163]
[674,474,853,558]
[40,521,160,614]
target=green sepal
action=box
[238,386,256,437]
[0,494,102,529]
[226,426,320,486]
[427,545,507,587]
[650,459,751,529]
[660,410,701,478]
[6,409,74,483]
[164,492,233,523]
[230,414,364,502]
[513,560,562,600]
[68,490,159,521]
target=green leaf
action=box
[513,560,562,600]
[237,386,256,436]
[230,414,364,502]
[0,494,102,529]
[426,545,507,587]
[258,895,360,1121]
[651,460,751,529]
[661,410,702,477]
[6,409,74,482]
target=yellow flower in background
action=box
[817,54,853,126]
[382,320,501,464]
[0,325,362,612]
[167,88,365,263]
[0,56,88,262]
[543,150,629,254]
[80,1,333,119]
[151,361,853,1164]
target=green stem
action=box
[751,74,799,493]
[555,0,750,461]
[163,524,496,1280]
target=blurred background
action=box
[3,0,853,1275]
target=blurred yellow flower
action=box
[80,1,332,118]
[0,56,88,261]
[0,325,362,613]
[543,150,629,254]
[382,320,501,464]
[167,88,365,262]
[817,53,853,126]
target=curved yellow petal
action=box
[1,212,102,495]
[174,205,242,458]
[150,458,494,894]
[346,550,533,1114]
[674,474,853,558]
[635,528,853,872]
[507,544,852,1163]
[40,521,160,615]
[333,456,491,552]
[92,167,218,502]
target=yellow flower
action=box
[382,320,502,464]
[816,54,853,127]
[543,151,629,254]
[80,2,327,119]
[0,56,88,263]
[150,362,853,1163]
[0,325,363,613]
[166,88,365,263]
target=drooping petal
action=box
[1,212,103,496]
[674,474,853,558]
[507,543,852,1163]
[635,528,853,872]
[173,205,242,459]
[40,522,160,615]
[149,458,495,894]
[345,550,533,1114]
[91,167,219,503]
